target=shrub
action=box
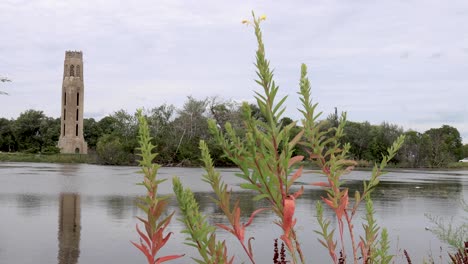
[135,12,405,264]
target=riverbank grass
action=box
[0,152,96,164]
[447,162,468,169]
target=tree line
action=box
[0,96,466,167]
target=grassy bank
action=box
[0,152,97,164]
[301,159,468,170]
[2,152,468,169]
[447,161,468,169]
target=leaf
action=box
[288,129,304,149]
[252,193,269,201]
[239,183,260,191]
[312,181,331,187]
[155,254,185,264]
[131,241,153,264]
[289,166,303,184]
[245,208,269,227]
[288,155,304,168]
[216,223,234,234]
[291,186,304,199]
[135,224,151,248]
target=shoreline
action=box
[1,152,468,170]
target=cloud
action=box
[430,52,443,59]
[1,0,468,144]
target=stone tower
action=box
[58,51,88,154]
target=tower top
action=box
[65,51,83,59]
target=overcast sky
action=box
[1,0,467,143]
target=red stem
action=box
[240,241,256,264]
[344,211,358,264]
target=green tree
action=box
[0,118,15,152]
[111,110,138,140]
[111,109,139,154]
[438,125,464,159]
[342,121,373,160]
[422,125,463,167]
[397,130,423,167]
[368,122,403,163]
[96,134,129,165]
[97,116,118,135]
[12,110,47,152]
[38,117,60,153]
[208,97,243,131]
[462,144,468,158]
[83,118,103,149]
[143,104,177,163]
[172,96,210,164]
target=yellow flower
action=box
[260,15,266,21]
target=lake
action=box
[0,162,466,263]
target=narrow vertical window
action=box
[77,93,79,106]
[63,124,66,136]
[70,65,75,76]
[64,109,66,120]
[76,109,79,121]
[76,124,78,136]
[76,65,81,77]
[64,92,66,105]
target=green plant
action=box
[142,12,405,264]
[426,199,468,251]
[209,12,403,264]
[173,176,233,264]
[298,54,405,263]
[208,13,306,263]
[449,242,468,264]
[96,134,130,165]
[132,110,184,264]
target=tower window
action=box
[76,124,78,136]
[76,109,79,121]
[63,124,66,136]
[64,92,66,105]
[76,65,81,77]
[77,93,79,106]
[70,65,75,77]
[64,109,66,120]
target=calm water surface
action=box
[0,162,466,263]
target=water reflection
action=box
[57,193,81,264]
[91,174,464,228]
[346,178,463,201]
[105,195,137,220]
[0,163,466,264]
[16,194,42,216]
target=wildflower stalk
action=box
[209,12,305,263]
[358,199,379,261]
[200,140,266,264]
[300,56,405,263]
[132,110,184,264]
[173,177,233,264]
[374,228,393,264]
[179,10,405,264]
[426,198,468,251]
